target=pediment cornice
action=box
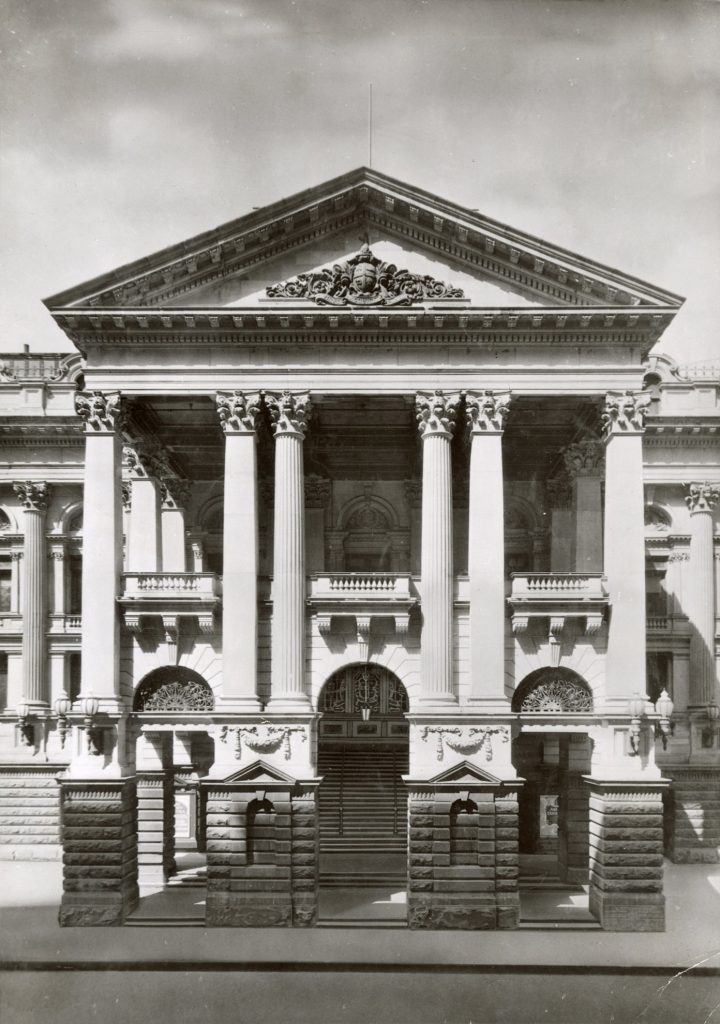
[44,168,684,318]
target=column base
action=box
[217,697,264,714]
[265,695,312,713]
[417,696,459,712]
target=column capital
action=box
[465,389,511,435]
[685,482,720,515]
[562,439,605,478]
[265,390,311,439]
[13,482,50,514]
[123,438,170,481]
[601,390,650,438]
[215,390,261,434]
[75,390,123,433]
[416,389,460,440]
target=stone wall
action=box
[204,781,318,927]
[407,785,520,930]
[0,767,63,860]
[587,781,666,932]
[137,771,175,891]
[58,779,139,926]
[664,768,720,863]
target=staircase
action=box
[318,744,408,854]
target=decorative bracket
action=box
[356,615,371,661]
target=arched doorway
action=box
[511,668,594,889]
[133,667,215,900]
[317,664,410,878]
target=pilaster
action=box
[466,390,510,708]
[216,391,262,711]
[74,391,124,713]
[13,482,50,707]
[685,483,719,710]
[124,442,163,572]
[266,391,311,710]
[602,391,650,711]
[416,390,460,708]
[161,480,191,572]
[562,440,604,572]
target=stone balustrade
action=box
[508,573,608,642]
[308,573,416,643]
[123,572,221,598]
[510,573,606,599]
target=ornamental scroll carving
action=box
[562,440,604,478]
[13,482,50,514]
[421,725,509,762]
[601,391,651,436]
[519,678,593,713]
[219,724,307,761]
[216,390,261,434]
[266,244,465,307]
[75,390,122,432]
[135,679,215,712]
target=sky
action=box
[1,0,718,363]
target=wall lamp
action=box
[359,704,371,722]
[54,690,72,749]
[629,690,674,755]
[15,702,35,747]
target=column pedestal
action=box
[586,779,668,931]
[58,779,139,926]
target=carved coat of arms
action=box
[267,244,465,307]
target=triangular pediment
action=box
[44,167,683,316]
[221,759,296,785]
[426,760,503,786]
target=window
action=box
[0,653,7,710]
[68,652,81,702]
[646,653,672,704]
[69,557,82,614]
[0,563,10,612]
[646,569,668,617]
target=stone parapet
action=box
[586,778,668,932]
[58,778,139,926]
[204,777,319,927]
[664,768,720,863]
[406,776,521,930]
[0,767,63,860]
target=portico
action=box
[25,168,694,930]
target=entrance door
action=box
[317,665,410,862]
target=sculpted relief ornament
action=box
[75,390,122,432]
[13,482,50,514]
[601,390,651,436]
[216,390,261,434]
[685,483,720,515]
[266,244,465,307]
[465,390,511,434]
[421,725,509,762]
[219,724,307,761]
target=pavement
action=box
[1,858,719,1023]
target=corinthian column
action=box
[602,391,650,711]
[416,390,460,707]
[75,391,124,708]
[266,391,311,710]
[124,441,163,572]
[685,483,719,709]
[216,391,262,711]
[466,390,510,707]
[13,482,50,707]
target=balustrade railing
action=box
[309,573,413,602]
[122,572,221,599]
[510,573,606,601]
[328,574,396,593]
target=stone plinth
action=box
[586,779,668,931]
[406,775,522,930]
[664,767,720,863]
[204,776,319,927]
[58,779,139,926]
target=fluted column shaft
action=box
[602,391,649,710]
[75,391,123,705]
[14,483,50,706]
[686,484,719,708]
[216,392,261,711]
[267,392,311,709]
[466,391,510,705]
[417,391,459,706]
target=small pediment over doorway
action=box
[426,760,504,787]
[221,759,297,786]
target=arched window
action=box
[450,797,479,865]
[512,667,593,714]
[246,797,276,866]
[133,666,215,712]
[319,664,409,716]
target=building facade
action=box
[1,169,718,931]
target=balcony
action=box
[508,573,608,636]
[307,573,417,642]
[119,572,221,636]
[48,614,82,633]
